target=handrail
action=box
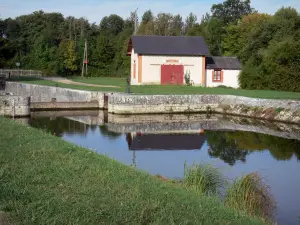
[0,69,43,77]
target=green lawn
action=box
[71,77,300,100]
[8,76,122,92]
[0,117,265,224]
[72,76,127,87]
[7,76,300,100]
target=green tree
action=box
[100,14,124,36]
[238,7,300,91]
[170,14,184,35]
[59,40,77,75]
[155,13,173,36]
[211,0,255,25]
[206,18,225,56]
[184,13,197,34]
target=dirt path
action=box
[41,77,121,88]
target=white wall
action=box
[136,55,204,85]
[206,69,240,88]
[130,48,139,85]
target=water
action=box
[19,111,300,225]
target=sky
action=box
[1,0,300,23]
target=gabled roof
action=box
[206,56,242,70]
[127,35,210,56]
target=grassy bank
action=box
[0,117,265,224]
[8,76,300,100]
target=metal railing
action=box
[0,69,43,77]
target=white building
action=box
[206,56,242,88]
[127,35,242,88]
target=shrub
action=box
[184,70,194,86]
[216,85,233,89]
[224,172,276,222]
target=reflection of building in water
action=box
[126,131,206,151]
[126,131,206,168]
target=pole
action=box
[134,8,138,35]
[81,39,88,77]
[85,40,88,76]
[81,40,85,77]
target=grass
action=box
[7,76,122,92]
[7,76,300,100]
[224,173,276,223]
[0,116,265,225]
[183,162,226,196]
[71,76,300,100]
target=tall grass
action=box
[183,162,225,196]
[224,172,276,222]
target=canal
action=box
[17,110,300,225]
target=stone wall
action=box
[5,82,106,109]
[108,94,300,123]
[107,114,300,140]
[0,95,30,116]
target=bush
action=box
[216,85,233,89]
[239,60,267,90]
[184,70,194,86]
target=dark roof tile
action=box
[206,56,242,70]
[130,35,210,56]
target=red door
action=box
[161,65,184,85]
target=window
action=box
[212,70,223,82]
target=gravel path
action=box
[41,77,120,88]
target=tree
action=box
[211,0,255,25]
[184,13,197,34]
[59,40,77,75]
[155,13,173,36]
[222,13,271,58]
[100,14,124,36]
[206,18,225,56]
[141,10,154,24]
[170,14,184,35]
[89,34,115,76]
[138,10,155,35]
[238,7,300,91]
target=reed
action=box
[183,162,225,196]
[224,172,276,222]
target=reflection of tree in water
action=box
[30,117,88,137]
[206,130,300,164]
[99,125,122,140]
[205,131,250,166]
[225,131,300,161]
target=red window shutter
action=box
[212,70,214,81]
